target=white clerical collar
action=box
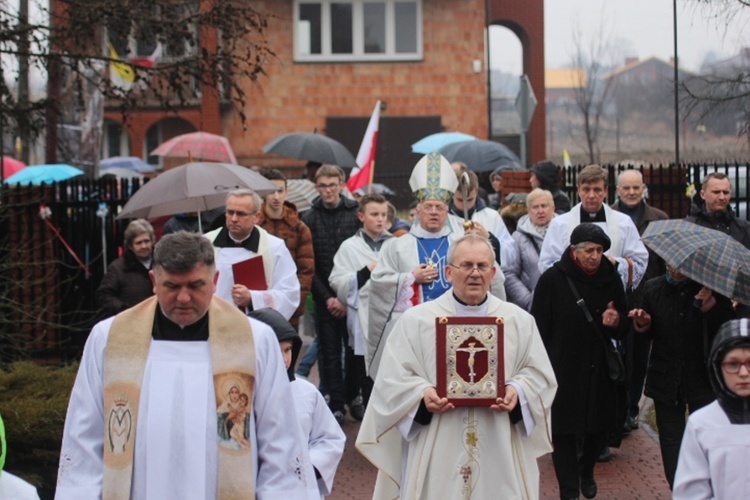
[451,293,489,317]
[230,235,250,246]
[411,223,451,239]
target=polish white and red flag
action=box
[130,43,163,68]
[347,100,381,193]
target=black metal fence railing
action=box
[560,162,750,220]
[2,161,749,361]
[1,177,143,362]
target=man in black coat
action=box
[629,268,735,488]
[302,165,361,424]
[97,219,155,318]
[686,172,750,249]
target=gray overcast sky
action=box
[491,1,750,73]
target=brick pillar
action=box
[488,0,546,166]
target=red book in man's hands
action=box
[232,256,267,290]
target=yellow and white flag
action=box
[108,43,135,91]
[563,149,572,168]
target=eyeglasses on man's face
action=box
[449,262,493,274]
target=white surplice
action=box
[537,202,649,289]
[673,401,750,499]
[56,316,319,500]
[206,227,300,321]
[291,378,346,497]
[357,292,557,500]
[329,231,391,360]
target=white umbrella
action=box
[116,162,279,231]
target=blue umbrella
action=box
[4,164,84,185]
[100,156,156,173]
[411,132,477,154]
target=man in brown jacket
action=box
[257,168,315,330]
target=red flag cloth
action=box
[347,100,381,192]
[129,44,163,68]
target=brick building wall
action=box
[102,0,547,169]
[231,0,491,167]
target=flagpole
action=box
[367,159,375,194]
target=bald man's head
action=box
[616,170,645,208]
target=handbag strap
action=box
[565,275,611,351]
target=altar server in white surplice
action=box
[56,231,318,500]
[205,189,300,320]
[329,193,393,379]
[248,308,346,499]
[367,153,506,379]
[357,235,557,500]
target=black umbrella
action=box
[439,140,523,173]
[262,132,358,168]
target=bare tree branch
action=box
[1,0,273,149]
[566,14,619,164]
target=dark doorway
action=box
[326,115,442,209]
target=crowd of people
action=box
[50,155,750,500]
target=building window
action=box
[295,0,422,62]
[108,1,199,62]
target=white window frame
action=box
[294,0,423,62]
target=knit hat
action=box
[570,223,611,251]
[505,192,528,205]
[530,161,560,190]
[409,151,458,203]
[247,308,301,382]
[708,319,750,423]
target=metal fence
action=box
[560,162,750,220]
[2,161,749,361]
[1,177,143,362]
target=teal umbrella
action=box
[411,132,477,154]
[4,164,84,185]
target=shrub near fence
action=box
[2,162,749,362]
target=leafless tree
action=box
[566,20,619,164]
[681,0,750,143]
[1,0,274,161]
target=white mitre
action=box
[409,151,459,203]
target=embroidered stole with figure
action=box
[102,296,256,500]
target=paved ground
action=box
[299,327,672,499]
[326,407,672,500]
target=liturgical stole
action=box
[102,296,257,499]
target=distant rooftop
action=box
[545,68,586,89]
